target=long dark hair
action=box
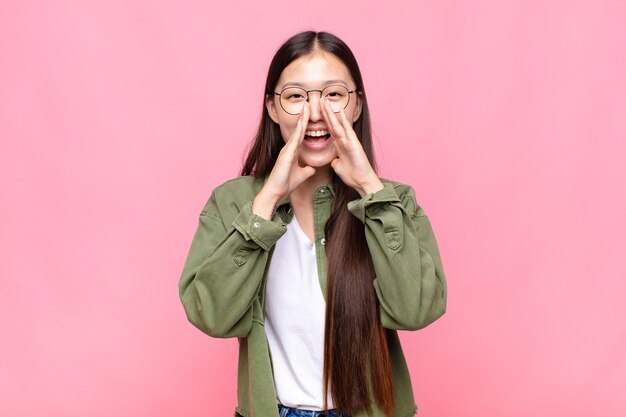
[241,31,394,417]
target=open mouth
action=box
[304,129,331,142]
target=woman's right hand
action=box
[252,102,316,219]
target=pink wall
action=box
[1,1,625,416]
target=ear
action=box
[266,94,280,124]
[352,91,363,122]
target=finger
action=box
[322,98,345,139]
[338,108,357,140]
[298,102,309,144]
[297,165,316,180]
[289,165,316,192]
[324,98,344,136]
[319,98,334,135]
[287,102,308,152]
[321,99,347,157]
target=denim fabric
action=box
[278,404,347,417]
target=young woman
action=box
[179,31,447,417]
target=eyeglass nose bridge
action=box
[304,90,326,117]
[303,89,324,103]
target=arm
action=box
[178,192,286,338]
[348,183,447,331]
[180,102,319,338]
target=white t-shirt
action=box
[264,215,333,410]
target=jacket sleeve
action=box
[347,183,447,331]
[178,192,287,338]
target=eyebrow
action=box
[281,79,349,89]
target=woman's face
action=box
[266,51,362,169]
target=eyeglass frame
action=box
[272,84,357,115]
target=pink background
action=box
[1,1,625,416]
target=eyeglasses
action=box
[273,84,356,115]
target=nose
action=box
[306,93,323,121]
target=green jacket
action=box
[179,175,447,417]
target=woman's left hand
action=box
[321,98,385,197]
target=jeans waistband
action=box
[277,403,347,417]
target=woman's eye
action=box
[288,94,304,100]
[325,91,344,99]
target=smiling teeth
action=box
[305,130,329,137]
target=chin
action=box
[299,153,336,169]
[299,143,337,167]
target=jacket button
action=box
[320,238,326,245]
[253,222,260,228]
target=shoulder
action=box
[211,175,264,199]
[200,175,265,219]
[379,177,426,218]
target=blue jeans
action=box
[278,403,347,417]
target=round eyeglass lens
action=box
[321,85,350,112]
[279,87,307,115]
